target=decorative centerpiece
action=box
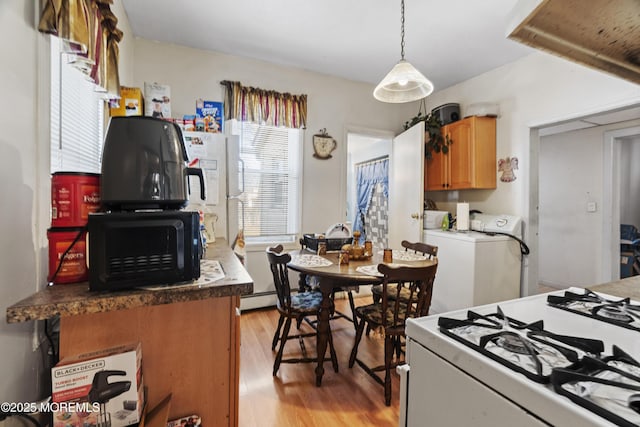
[342,231,371,260]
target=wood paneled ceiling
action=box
[509,0,640,84]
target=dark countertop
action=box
[6,239,253,323]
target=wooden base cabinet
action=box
[424,116,496,191]
[59,296,241,426]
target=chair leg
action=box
[347,291,358,331]
[296,314,303,330]
[272,314,285,351]
[384,334,394,406]
[349,315,366,368]
[273,317,292,376]
[372,292,381,304]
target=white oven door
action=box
[402,339,551,427]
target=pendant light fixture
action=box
[373,0,434,103]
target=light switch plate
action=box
[587,201,597,212]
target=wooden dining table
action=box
[286,248,437,386]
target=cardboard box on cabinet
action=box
[110,87,144,117]
[51,342,144,427]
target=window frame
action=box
[229,119,303,244]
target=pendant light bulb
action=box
[374,0,434,103]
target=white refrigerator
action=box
[184,130,279,310]
[183,131,243,245]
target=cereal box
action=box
[195,100,223,133]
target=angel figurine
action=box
[498,157,518,182]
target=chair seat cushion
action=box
[371,284,413,302]
[290,290,323,313]
[355,303,408,329]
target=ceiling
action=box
[120,0,534,91]
[539,106,640,136]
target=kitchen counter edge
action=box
[590,274,640,300]
[6,239,253,323]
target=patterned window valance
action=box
[38,0,122,100]
[221,80,307,129]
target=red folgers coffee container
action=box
[47,227,88,284]
[51,172,100,227]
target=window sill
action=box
[245,240,300,253]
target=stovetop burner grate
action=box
[438,306,604,383]
[551,346,640,427]
[547,289,640,332]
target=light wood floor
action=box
[239,284,563,426]
[238,297,400,427]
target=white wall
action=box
[421,52,640,295]
[0,0,42,403]
[538,119,640,287]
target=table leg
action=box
[298,272,308,292]
[315,277,333,386]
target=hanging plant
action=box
[403,100,452,160]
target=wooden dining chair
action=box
[370,240,438,304]
[266,245,338,377]
[349,262,438,405]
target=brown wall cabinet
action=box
[424,116,496,191]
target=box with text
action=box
[52,342,144,427]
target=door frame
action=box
[528,104,640,296]
[341,125,395,227]
[603,125,640,281]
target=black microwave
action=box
[88,211,202,291]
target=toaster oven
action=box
[88,211,202,291]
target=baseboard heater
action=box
[241,290,276,299]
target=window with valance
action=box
[39,0,123,99]
[39,0,122,173]
[221,81,307,243]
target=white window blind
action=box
[50,36,105,173]
[231,120,302,242]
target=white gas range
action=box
[399,288,640,426]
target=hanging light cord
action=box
[400,0,405,60]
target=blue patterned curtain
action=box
[353,158,389,239]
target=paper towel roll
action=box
[457,203,469,231]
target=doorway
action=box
[345,130,392,248]
[603,126,640,281]
[536,107,640,292]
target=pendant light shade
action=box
[373,60,434,103]
[374,0,433,103]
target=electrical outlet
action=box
[587,201,597,213]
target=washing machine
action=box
[423,214,525,314]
